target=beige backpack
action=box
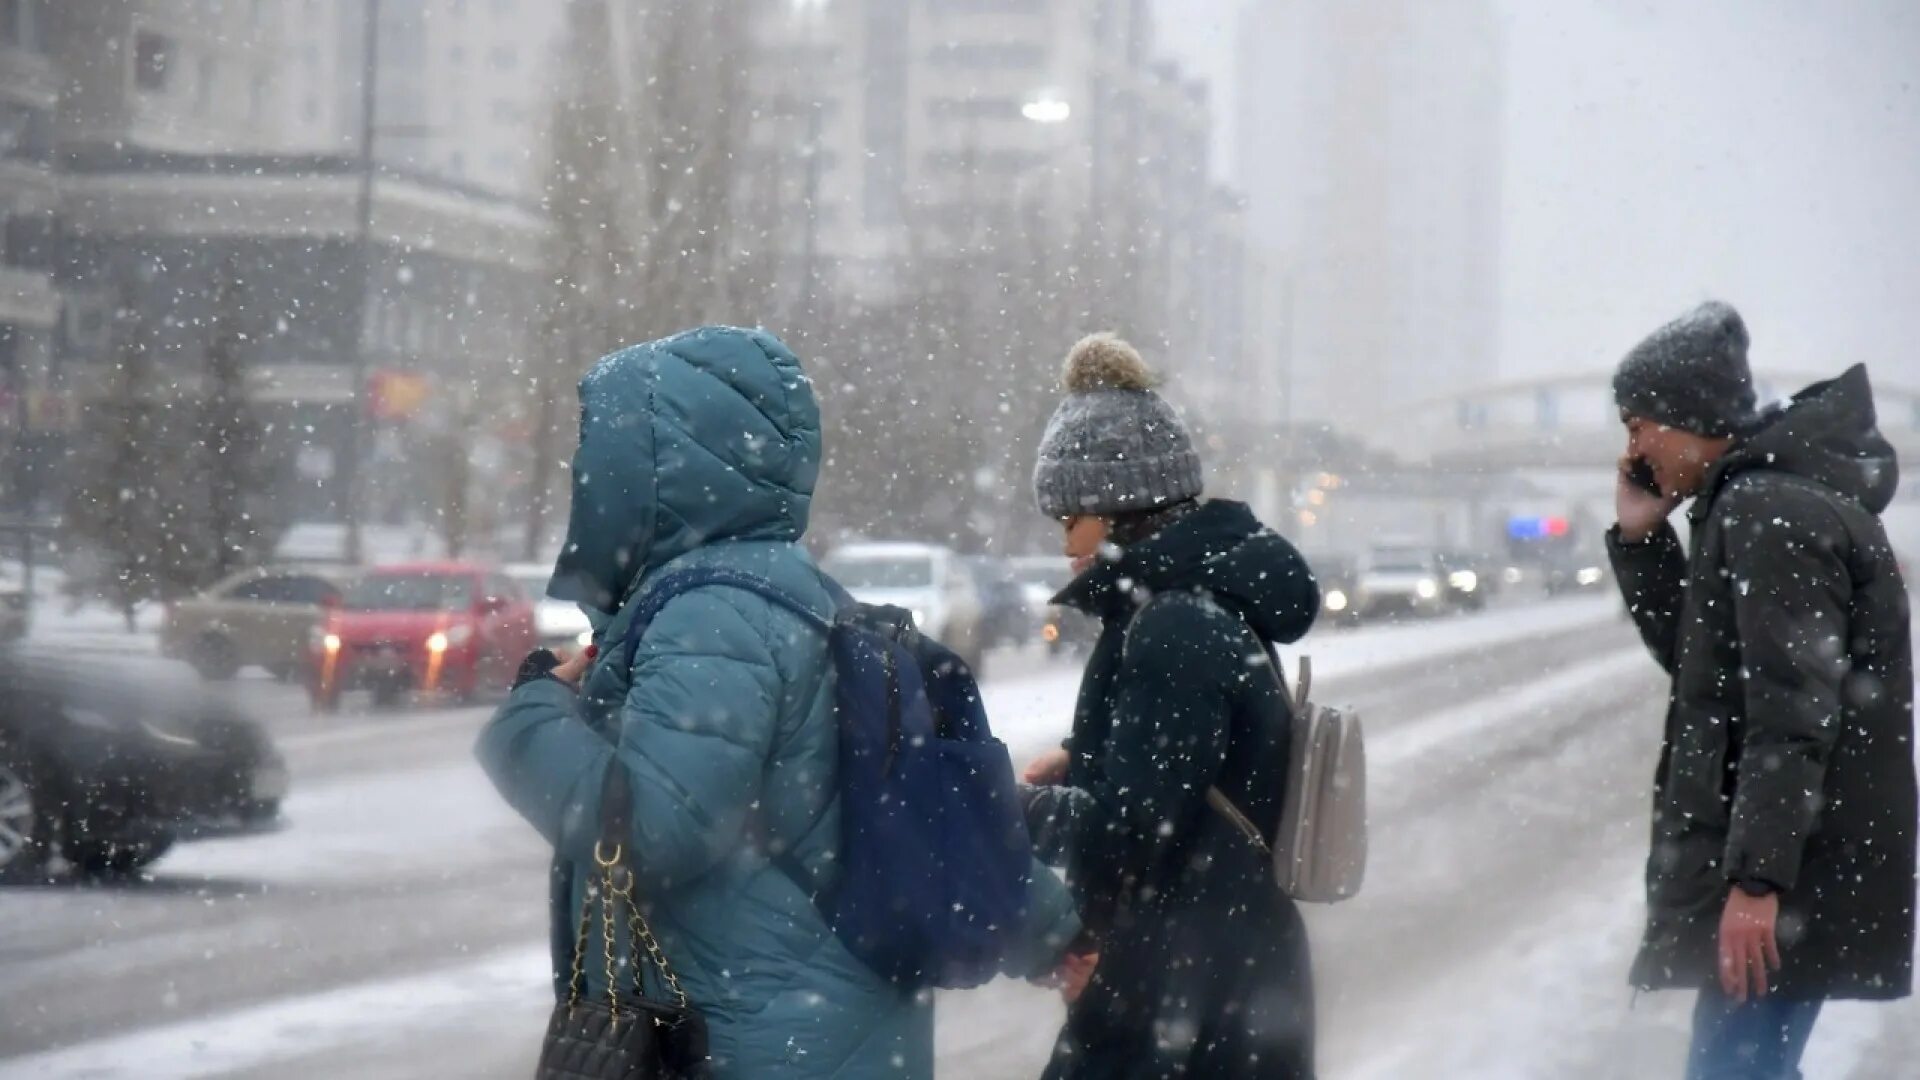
[1207,654,1369,903]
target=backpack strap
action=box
[621,566,842,670]
[1120,589,1304,851]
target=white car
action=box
[1353,545,1451,619]
[821,542,986,666]
[504,563,594,653]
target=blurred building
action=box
[1235,0,1505,443]
[0,0,551,528]
[745,0,1233,360]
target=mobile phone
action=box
[1624,457,1661,496]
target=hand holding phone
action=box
[1616,455,1677,542]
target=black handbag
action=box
[536,765,710,1079]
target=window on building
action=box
[928,42,1047,69]
[926,96,1023,122]
[2,0,45,53]
[0,101,53,164]
[929,0,1044,13]
[489,98,517,123]
[488,45,516,70]
[194,55,217,116]
[135,30,173,92]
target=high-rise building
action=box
[744,0,1226,362]
[277,0,563,200]
[1235,0,1504,442]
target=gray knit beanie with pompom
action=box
[1032,333,1204,518]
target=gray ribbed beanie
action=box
[1032,334,1204,518]
[1612,300,1757,437]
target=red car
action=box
[308,563,537,711]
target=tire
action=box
[65,834,174,879]
[190,634,241,681]
[0,739,53,884]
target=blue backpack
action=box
[620,567,1034,990]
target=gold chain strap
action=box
[599,860,622,1023]
[564,879,595,1013]
[591,842,690,1016]
[612,865,689,1008]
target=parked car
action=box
[821,543,987,668]
[308,563,537,711]
[1008,556,1070,618]
[1352,545,1451,620]
[0,649,286,880]
[163,566,349,681]
[1544,551,1610,596]
[1308,553,1362,626]
[504,563,593,653]
[1436,551,1495,612]
[965,556,1032,650]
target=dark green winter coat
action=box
[1608,364,1916,1000]
[1025,499,1320,1079]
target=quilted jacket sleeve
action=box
[477,589,783,892]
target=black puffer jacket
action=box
[1026,499,1320,1079]
[1608,364,1916,1000]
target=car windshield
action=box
[824,556,933,590]
[506,572,552,599]
[1369,550,1431,574]
[1012,562,1068,588]
[343,573,474,612]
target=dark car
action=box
[1544,550,1610,596]
[1437,551,1496,612]
[1301,553,1360,626]
[965,556,1033,650]
[0,649,286,880]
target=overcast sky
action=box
[1154,0,1920,393]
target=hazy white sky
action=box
[1153,0,1920,391]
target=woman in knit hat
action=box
[1021,333,1322,1079]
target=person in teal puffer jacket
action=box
[477,326,1078,1078]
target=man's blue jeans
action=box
[1686,985,1824,1080]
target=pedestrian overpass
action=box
[1378,370,1920,472]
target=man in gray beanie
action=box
[1606,301,1915,1080]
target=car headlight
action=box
[1448,570,1478,593]
[1577,567,1603,586]
[1416,578,1439,599]
[1042,622,1061,643]
[426,631,447,653]
[311,626,341,652]
[1325,589,1349,613]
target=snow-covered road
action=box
[3,595,1916,1079]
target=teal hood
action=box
[549,326,822,615]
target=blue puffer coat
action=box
[477,327,1077,1078]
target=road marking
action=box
[0,946,551,1079]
